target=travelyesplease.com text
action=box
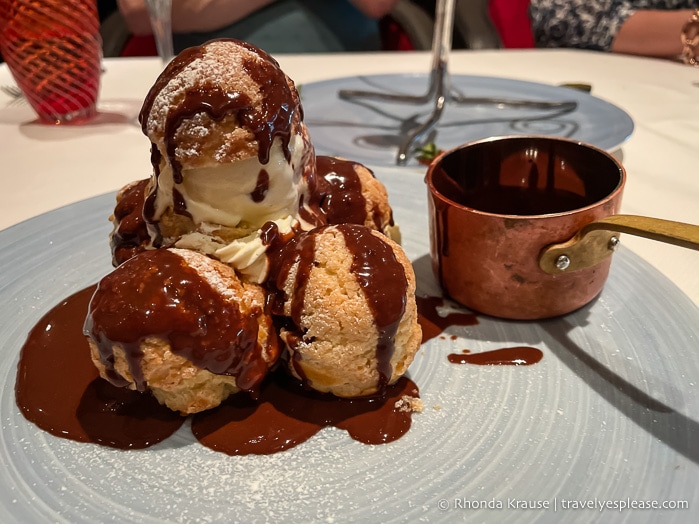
[437,497,689,512]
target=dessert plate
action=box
[1,170,697,523]
[301,74,635,167]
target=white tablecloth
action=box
[1,49,698,305]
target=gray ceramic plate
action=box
[0,169,697,523]
[301,74,634,167]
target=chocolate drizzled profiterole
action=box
[139,40,298,178]
[137,38,323,249]
[315,156,400,241]
[84,248,280,414]
[268,224,422,398]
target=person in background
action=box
[529,0,699,64]
[117,0,400,53]
[98,0,119,21]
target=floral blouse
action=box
[529,0,699,51]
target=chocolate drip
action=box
[315,156,395,232]
[251,169,270,203]
[138,45,205,133]
[138,38,301,227]
[143,146,164,247]
[266,227,328,385]
[416,295,478,344]
[295,143,327,229]
[260,221,281,247]
[415,296,543,366]
[317,156,368,226]
[143,190,162,248]
[172,188,191,218]
[241,55,296,164]
[110,179,151,266]
[268,227,316,327]
[141,38,298,173]
[338,224,407,388]
[260,220,300,262]
[84,250,271,392]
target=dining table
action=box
[1,48,698,523]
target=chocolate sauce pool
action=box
[192,369,418,455]
[16,285,418,454]
[416,296,544,366]
[16,261,540,455]
[16,286,184,448]
[447,348,543,366]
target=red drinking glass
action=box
[0,0,102,124]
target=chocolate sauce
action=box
[296,169,330,230]
[172,188,191,218]
[317,156,368,226]
[16,285,419,453]
[143,39,297,176]
[266,229,317,384]
[447,347,543,366]
[457,186,593,216]
[143,147,162,247]
[315,156,395,232]
[167,87,256,183]
[16,286,184,448]
[416,296,542,366]
[259,220,299,260]
[433,162,591,216]
[76,377,186,449]
[84,249,274,392]
[339,224,407,387]
[139,36,295,148]
[110,178,151,266]
[240,45,297,165]
[139,45,206,132]
[416,295,478,344]
[191,368,419,455]
[251,168,270,202]
[433,139,621,216]
[268,227,315,326]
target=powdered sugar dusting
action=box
[144,41,265,142]
[39,419,433,523]
[171,248,250,304]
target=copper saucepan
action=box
[425,135,699,320]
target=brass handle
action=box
[539,215,699,274]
